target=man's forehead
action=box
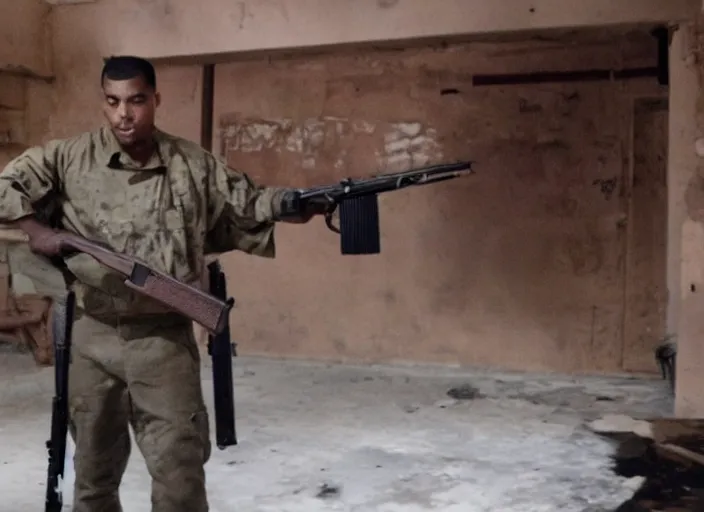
[102,76,152,95]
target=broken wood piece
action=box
[658,443,704,468]
[23,312,52,365]
[610,418,704,511]
[650,418,704,444]
[0,252,55,364]
[587,414,654,439]
[0,227,29,243]
[0,290,53,365]
[0,310,46,329]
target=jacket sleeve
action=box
[204,154,290,257]
[0,141,65,223]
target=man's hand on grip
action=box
[16,217,65,257]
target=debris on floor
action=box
[446,383,482,400]
[654,339,676,393]
[589,414,654,439]
[315,482,342,499]
[588,415,704,511]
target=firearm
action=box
[0,229,234,336]
[207,260,238,449]
[45,290,76,512]
[281,161,474,254]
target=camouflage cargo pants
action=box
[68,313,211,512]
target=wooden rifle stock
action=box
[0,227,233,335]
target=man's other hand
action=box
[279,209,321,224]
[16,217,65,257]
[278,190,328,224]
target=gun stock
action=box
[58,235,234,336]
[0,228,234,335]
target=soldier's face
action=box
[102,76,160,147]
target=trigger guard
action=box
[324,210,341,234]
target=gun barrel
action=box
[407,161,473,174]
[298,160,473,201]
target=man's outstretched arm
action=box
[204,155,320,256]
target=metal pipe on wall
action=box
[200,64,215,152]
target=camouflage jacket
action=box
[0,125,288,317]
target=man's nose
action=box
[117,102,131,119]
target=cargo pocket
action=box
[191,408,212,463]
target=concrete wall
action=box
[2,1,681,376]
[0,0,53,170]
[0,0,52,77]
[49,0,697,59]
[669,22,704,416]
[210,35,668,374]
[46,45,203,144]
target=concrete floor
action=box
[0,350,671,511]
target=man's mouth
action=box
[117,126,135,137]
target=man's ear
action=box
[154,91,161,108]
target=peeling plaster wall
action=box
[213,37,668,375]
[220,116,443,174]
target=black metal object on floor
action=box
[655,341,676,394]
[45,291,76,512]
[207,260,238,449]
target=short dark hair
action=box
[101,56,156,89]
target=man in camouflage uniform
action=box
[0,56,320,512]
